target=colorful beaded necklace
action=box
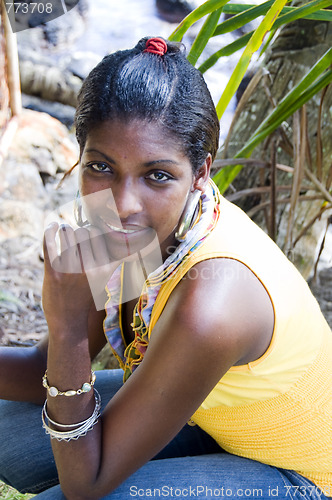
[104,179,221,381]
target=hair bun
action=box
[143,37,168,56]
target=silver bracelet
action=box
[42,401,95,429]
[42,388,101,442]
[42,370,96,397]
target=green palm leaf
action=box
[213,48,332,193]
[215,0,289,120]
[187,8,223,66]
[169,0,230,42]
[200,0,332,74]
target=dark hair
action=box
[75,37,219,173]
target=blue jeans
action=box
[0,369,330,499]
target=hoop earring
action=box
[175,190,201,242]
[74,190,89,227]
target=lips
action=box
[100,216,145,235]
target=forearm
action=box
[46,329,105,500]
[0,344,47,403]
[41,223,121,498]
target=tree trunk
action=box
[220,18,332,278]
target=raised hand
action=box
[42,222,118,331]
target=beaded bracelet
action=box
[42,370,96,397]
[42,388,101,442]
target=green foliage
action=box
[199,0,332,73]
[0,481,34,499]
[169,0,332,265]
[215,0,289,120]
[187,8,223,66]
[0,290,23,307]
[169,0,332,194]
[214,48,332,192]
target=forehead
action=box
[82,119,185,158]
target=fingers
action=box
[88,226,110,267]
[75,226,95,271]
[44,223,83,274]
[58,224,75,253]
[44,222,116,276]
[43,222,59,270]
[58,224,83,273]
[81,227,120,310]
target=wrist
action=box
[43,369,96,397]
[47,315,89,336]
[47,329,90,363]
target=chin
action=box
[104,229,162,266]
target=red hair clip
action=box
[143,37,168,56]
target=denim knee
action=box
[0,370,123,493]
[0,398,58,493]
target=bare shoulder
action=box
[158,257,275,365]
[94,259,274,494]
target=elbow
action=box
[60,477,117,500]
[61,487,105,500]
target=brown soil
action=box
[0,238,46,347]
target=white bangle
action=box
[42,402,95,429]
[42,370,96,397]
[42,389,101,442]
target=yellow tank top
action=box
[148,195,332,493]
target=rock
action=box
[156,0,197,23]
[17,46,51,67]
[21,94,76,128]
[73,0,89,16]
[16,0,88,48]
[17,46,99,116]
[44,168,79,223]
[67,51,102,80]
[1,109,79,225]
[0,159,47,208]
[19,59,82,107]
[0,199,44,242]
[15,1,88,108]
[6,109,78,176]
[42,5,86,47]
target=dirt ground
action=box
[0,239,47,347]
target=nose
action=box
[106,179,143,220]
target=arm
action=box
[0,220,112,403]
[0,338,48,403]
[0,303,107,404]
[44,257,274,500]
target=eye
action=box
[147,171,172,183]
[87,162,111,173]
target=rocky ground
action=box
[0,109,78,347]
[0,250,46,347]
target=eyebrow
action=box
[84,149,181,168]
[84,149,115,164]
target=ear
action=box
[192,154,212,193]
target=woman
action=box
[0,37,331,500]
